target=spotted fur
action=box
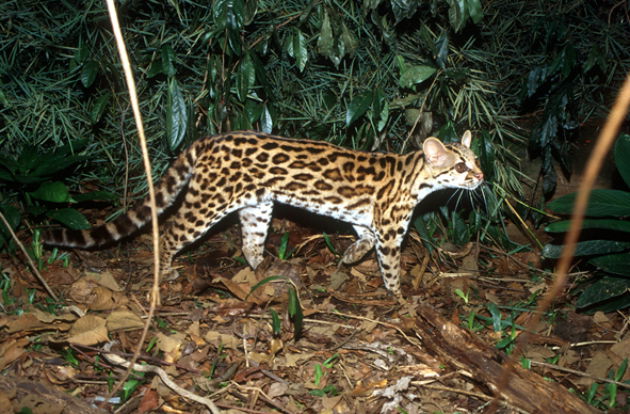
[44,131,484,295]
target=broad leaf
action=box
[545,219,630,233]
[391,0,420,23]
[47,208,91,230]
[166,78,188,151]
[467,0,483,24]
[287,30,308,72]
[236,53,255,102]
[90,93,111,124]
[317,11,335,64]
[29,181,72,203]
[576,275,630,310]
[261,104,273,133]
[547,189,630,217]
[73,190,118,202]
[614,134,630,187]
[448,0,467,32]
[160,45,177,77]
[81,60,98,88]
[589,253,630,276]
[542,240,630,258]
[399,64,437,89]
[345,92,372,127]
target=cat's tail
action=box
[43,139,207,248]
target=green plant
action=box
[584,358,629,409]
[248,275,303,338]
[309,353,341,396]
[277,232,293,260]
[543,134,630,312]
[0,141,116,250]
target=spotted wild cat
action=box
[44,130,484,295]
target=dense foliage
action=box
[1,0,629,247]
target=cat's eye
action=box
[454,162,468,173]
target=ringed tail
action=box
[42,140,204,248]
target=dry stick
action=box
[101,0,163,406]
[491,73,630,412]
[0,211,59,302]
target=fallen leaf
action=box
[156,332,186,363]
[0,337,29,370]
[329,271,349,290]
[84,271,123,291]
[204,331,241,349]
[267,382,289,398]
[67,315,108,346]
[137,388,160,414]
[106,309,144,332]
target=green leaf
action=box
[614,134,630,187]
[467,0,483,24]
[247,275,286,299]
[435,33,449,69]
[260,104,273,133]
[90,93,111,124]
[542,240,630,258]
[576,275,630,310]
[486,303,502,332]
[47,208,91,230]
[72,190,118,202]
[278,232,290,260]
[29,182,71,203]
[615,358,628,382]
[269,308,281,336]
[345,92,373,127]
[0,203,21,248]
[288,286,303,339]
[589,253,630,276]
[81,60,98,88]
[547,189,630,217]
[545,219,630,233]
[287,29,308,72]
[317,11,335,65]
[160,45,177,77]
[0,203,21,231]
[390,0,420,23]
[322,232,338,255]
[448,0,467,32]
[166,78,188,151]
[236,53,255,102]
[399,64,437,89]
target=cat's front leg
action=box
[374,232,404,296]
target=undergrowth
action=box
[1,0,629,289]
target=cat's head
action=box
[422,130,484,190]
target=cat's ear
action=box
[461,130,472,148]
[423,137,449,167]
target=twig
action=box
[530,360,630,390]
[0,210,59,302]
[103,353,221,414]
[102,0,162,405]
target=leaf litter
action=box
[0,217,628,413]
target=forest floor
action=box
[0,207,629,414]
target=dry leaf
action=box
[0,337,29,370]
[204,331,241,349]
[106,309,144,332]
[68,315,108,346]
[267,382,289,398]
[156,332,186,363]
[84,271,123,291]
